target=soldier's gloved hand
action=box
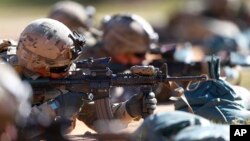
[51,92,85,118]
[126,92,157,118]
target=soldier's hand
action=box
[126,92,157,118]
[52,92,85,118]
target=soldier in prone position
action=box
[1,18,157,139]
[47,3,169,103]
[78,13,163,103]
[79,13,159,73]
[46,1,161,102]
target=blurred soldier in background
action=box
[48,3,159,70]
[201,0,250,30]
[48,0,101,47]
[48,2,171,103]
[47,3,174,104]
[0,59,32,141]
[159,0,250,43]
[155,11,247,85]
[8,18,157,138]
[79,13,159,73]
[76,13,162,103]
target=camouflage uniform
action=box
[0,43,134,130]
[79,13,158,65]
[1,18,157,137]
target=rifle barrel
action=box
[27,75,207,87]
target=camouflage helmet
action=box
[16,18,77,77]
[0,59,32,127]
[101,14,159,55]
[48,0,95,30]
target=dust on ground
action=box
[70,101,175,135]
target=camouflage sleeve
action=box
[24,102,57,139]
[27,102,57,127]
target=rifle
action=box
[28,57,207,131]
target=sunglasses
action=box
[50,65,69,73]
[133,53,145,58]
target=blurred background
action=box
[1,0,250,88]
[0,0,184,39]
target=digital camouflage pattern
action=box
[1,18,158,138]
[16,18,74,78]
[101,13,158,56]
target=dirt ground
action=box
[69,102,175,135]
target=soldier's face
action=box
[35,67,68,78]
[112,53,145,65]
[50,72,68,79]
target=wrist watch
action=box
[48,100,60,110]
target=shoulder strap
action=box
[168,81,194,113]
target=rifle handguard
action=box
[130,65,157,76]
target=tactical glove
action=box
[125,92,157,118]
[51,92,85,118]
